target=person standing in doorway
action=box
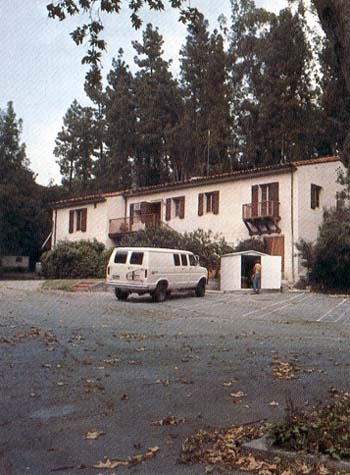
[252,261,262,294]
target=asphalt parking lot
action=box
[1,282,350,475]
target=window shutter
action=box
[82,208,87,232]
[69,210,74,234]
[269,183,279,217]
[166,198,171,221]
[213,191,220,215]
[140,201,148,224]
[179,196,185,219]
[311,184,317,209]
[252,185,259,218]
[252,185,259,202]
[269,182,279,201]
[130,204,134,226]
[198,193,204,216]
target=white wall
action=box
[296,161,344,242]
[53,194,125,248]
[127,171,295,279]
[295,161,345,275]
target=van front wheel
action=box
[115,289,129,301]
[195,280,206,297]
[152,282,167,302]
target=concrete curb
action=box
[242,435,350,473]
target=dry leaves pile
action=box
[180,424,347,475]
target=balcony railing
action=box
[109,213,160,237]
[242,201,280,220]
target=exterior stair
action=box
[71,281,103,292]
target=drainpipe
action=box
[122,192,128,221]
[290,168,295,283]
[53,209,57,248]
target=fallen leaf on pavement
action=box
[156,379,170,386]
[230,391,246,398]
[93,458,129,469]
[85,430,105,440]
[104,357,121,365]
[145,446,159,458]
[151,415,181,426]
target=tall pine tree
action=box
[100,49,136,190]
[54,100,96,192]
[133,24,181,186]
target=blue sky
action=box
[1,0,287,186]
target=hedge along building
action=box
[51,156,345,283]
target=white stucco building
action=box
[51,156,345,283]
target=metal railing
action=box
[109,213,160,236]
[242,201,280,220]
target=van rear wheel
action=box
[115,289,129,301]
[195,279,206,297]
[152,282,167,302]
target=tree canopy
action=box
[0,102,52,262]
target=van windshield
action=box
[114,251,128,264]
[130,252,144,265]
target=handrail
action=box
[109,213,161,235]
[242,201,280,220]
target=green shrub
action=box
[310,208,350,292]
[295,239,314,284]
[41,239,110,279]
[182,229,233,270]
[120,226,233,270]
[270,393,350,461]
[234,238,267,253]
[120,226,184,250]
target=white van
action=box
[106,247,208,302]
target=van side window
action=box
[173,254,180,266]
[189,254,196,266]
[181,254,188,266]
[115,251,128,264]
[130,252,144,265]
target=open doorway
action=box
[241,255,261,289]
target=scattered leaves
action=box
[272,360,301,380]
[93,446,160,469]
[151,415,182,426]
[103,357,121,365]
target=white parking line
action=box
[257,294,310,319]
[241,293,305,318]
[317,299,347,322]
[335,309,349,322]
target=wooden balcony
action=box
[109,213,161,239]
[242,201,281,235]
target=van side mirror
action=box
[194,255,200,265]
